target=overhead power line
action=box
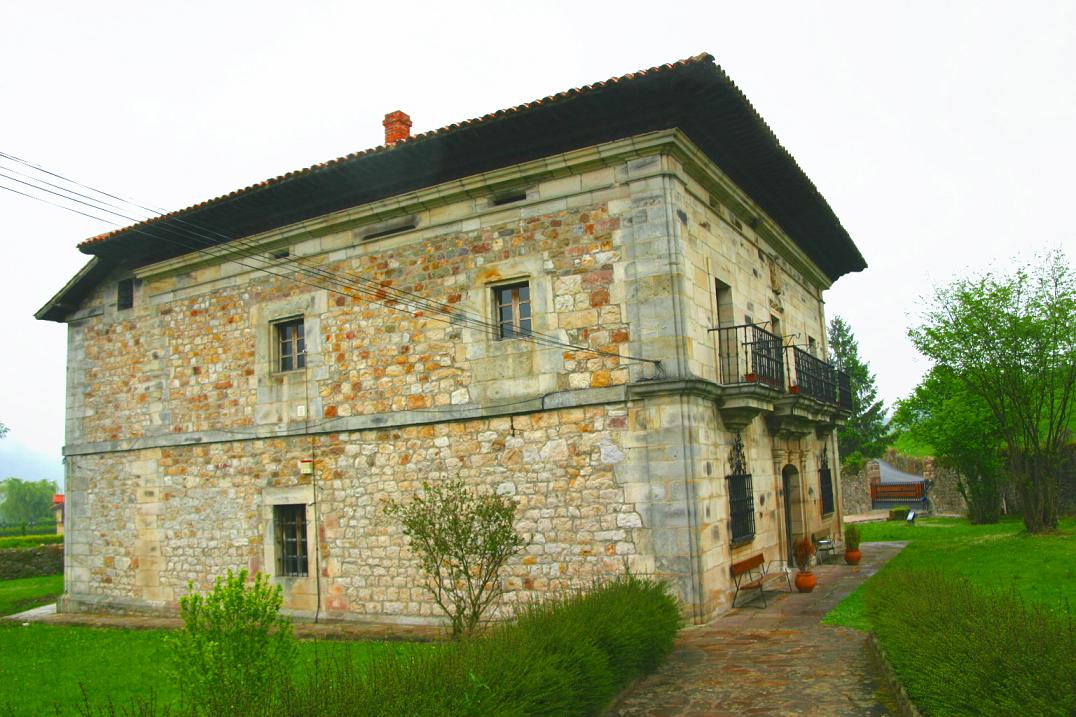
[2,152,662,371]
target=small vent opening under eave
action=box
[491,191,528,206]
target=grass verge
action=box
[825,517,1076,716]
[866,570,1074,716]
[0,623,415,716]
[823,517,1075,629]
[0,574,63,617]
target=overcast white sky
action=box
[1,0,1073,488]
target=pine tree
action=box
[828,316,888,469]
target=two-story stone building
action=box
[38,54,865,626]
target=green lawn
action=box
[0,622,424,715]
[890,433,933,458]
[0,574,63,618]
[824,516,1076,630]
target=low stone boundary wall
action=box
[840,466,871,515]
[0,544,63,580]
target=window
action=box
[727,473,756,544]
[275,318,306,372]
[274,504,308,577]
[493,281,531,339]
[117,279,134,310]
[819,466,835,516]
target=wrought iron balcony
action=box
[712,323,785,390]
[710,323,854,412]
[836,369,853,412]
[786,346,837,403]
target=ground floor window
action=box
[819,467,835,516]
[274,504,308,577]
[728,473,756,544]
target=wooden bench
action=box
[730,553,792,608]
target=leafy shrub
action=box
[169,570,296,716]
[866,569,1075,716]
[843,523,861,550]
[888,506,911,520]
[792,537,815,571]
[383,479,528,638]
[283,574,681,716]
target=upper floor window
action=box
[275,318,306,372]
[493,281,531,339]
[117,279,134,310]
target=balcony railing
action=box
[787,346,837,403]
[836,369,853,411]
[710,323,854,411]
[712,324,784,390]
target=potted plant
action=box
[792,537,817,592]
[789,384,801,394]
[844,523,862,565]
[744,372,758,383]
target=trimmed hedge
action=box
[286,574,682,716]
[865,569,1076,716]
[0,534,63,550]
[0,544,63,580]
[0,521,55,538]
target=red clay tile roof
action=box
[38,53,865,322]
[77,53,715,250]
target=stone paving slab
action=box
[607,542,907,717]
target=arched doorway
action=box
[781,464,802,567]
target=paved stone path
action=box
[607,541,907,717]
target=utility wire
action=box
[2,153,662,368]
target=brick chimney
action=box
[383,110,412,145]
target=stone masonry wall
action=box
[840,466,872,516]
[64,404,646,621]
[60,142,846,625]
[65,162,678,450]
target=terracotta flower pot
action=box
[794,571,816,593]
[844,549,862,565]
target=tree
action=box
[909,250,1075,533]
[0,477,57,525]
[828,316,889,470]
[383,479,528,638]
[0,422,8,439]
[893,366,1005,523]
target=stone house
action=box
[37,54,865,625]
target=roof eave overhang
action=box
[41,55,865,322]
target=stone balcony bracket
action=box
[765,395,844,439]
[712,383,781,432]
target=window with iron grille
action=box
[727,473,756,543]
[274,318,306,372]
[493,281,531,339]
[117,279,134,310]
[819,467,835,516]
[274,504,308,577]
